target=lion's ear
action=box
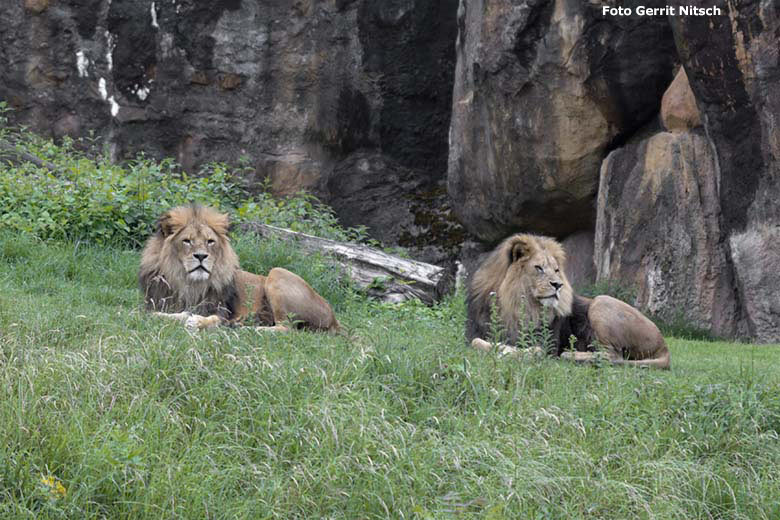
[554,251,567,271]
[509,237,533,264]
[210,212,231,236]
[157,211,175,237]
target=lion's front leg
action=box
[471,338,544,359]
[560,350,614,364]
[254,324,290,333]
[153,312,222,330]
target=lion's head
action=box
[467,233,573,342]
[139,205,240,316]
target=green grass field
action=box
[1,232,778,519]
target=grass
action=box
[1,232,779,519]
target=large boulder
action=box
[0,0,461,261]
[729,226,780,343]
[447,0,677,242]
[595,128,742,338]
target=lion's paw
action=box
[154,311,193,322]
[471,338,493,352]
[184,315,202,330]
[184,314,221,330]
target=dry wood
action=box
[0,138,61,172]
[241,222,454,304]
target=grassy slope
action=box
[0,233,778,519]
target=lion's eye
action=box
[207,239,215,246]
[182,239,192,246]
[535,265,544,274]
[555,268,560,273]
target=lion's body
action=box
[554,294,670,368]
[139,205,338,332]
[468,233,670,369]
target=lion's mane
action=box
[466,233,573,345]
[138,205,240,319]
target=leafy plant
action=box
[0,103,374,247]
[579,278,637,304]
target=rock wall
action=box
[447,0,677,242]
[595,128,741,337]
[591,1,780,341]
[730,226,780,344]
[667,0,780,341]
[0,0,461,263]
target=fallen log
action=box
[241,222,454,304]
[0,138,62,172]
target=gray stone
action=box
[669,0,780,235]
[327,152,465,263]
[561,230,595,292]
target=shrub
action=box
[0,102,372,247]
[578,278,637,304]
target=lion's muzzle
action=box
[186,252,213,281]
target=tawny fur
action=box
[139,205,339,332]
[467,233,670,369]
[564,295,671,369]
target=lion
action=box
[466,233,670,369]
[138,205,339,333]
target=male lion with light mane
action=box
[139,205,339,332]
[467,233,670,369]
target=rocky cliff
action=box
[2,0,779,341]
[0,0,462,263]
[448,0,676,241]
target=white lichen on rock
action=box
[76,50,89,78]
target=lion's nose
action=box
[550,281,563,291]
[193,253,208,262]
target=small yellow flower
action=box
[40,475,67,498]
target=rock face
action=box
[326,152,465,259]
[447,0,677,242]
[589,1,780,341]
[595,128,742,337]
[666,0,780,340]
[0,0,461,262]
[669,0,780,236]
[729,226,780,343]
[561,230,595,291]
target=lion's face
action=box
[467,233,574,344]
[497,234,573,323]
[517,249,567,309]
[156,206,237,288]
[139,205,240,312]
[172,222,222,282]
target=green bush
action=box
[0,102,371,247]
[578,278,637,304]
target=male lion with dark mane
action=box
[467,233,670,369]
[139,205,339,332]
